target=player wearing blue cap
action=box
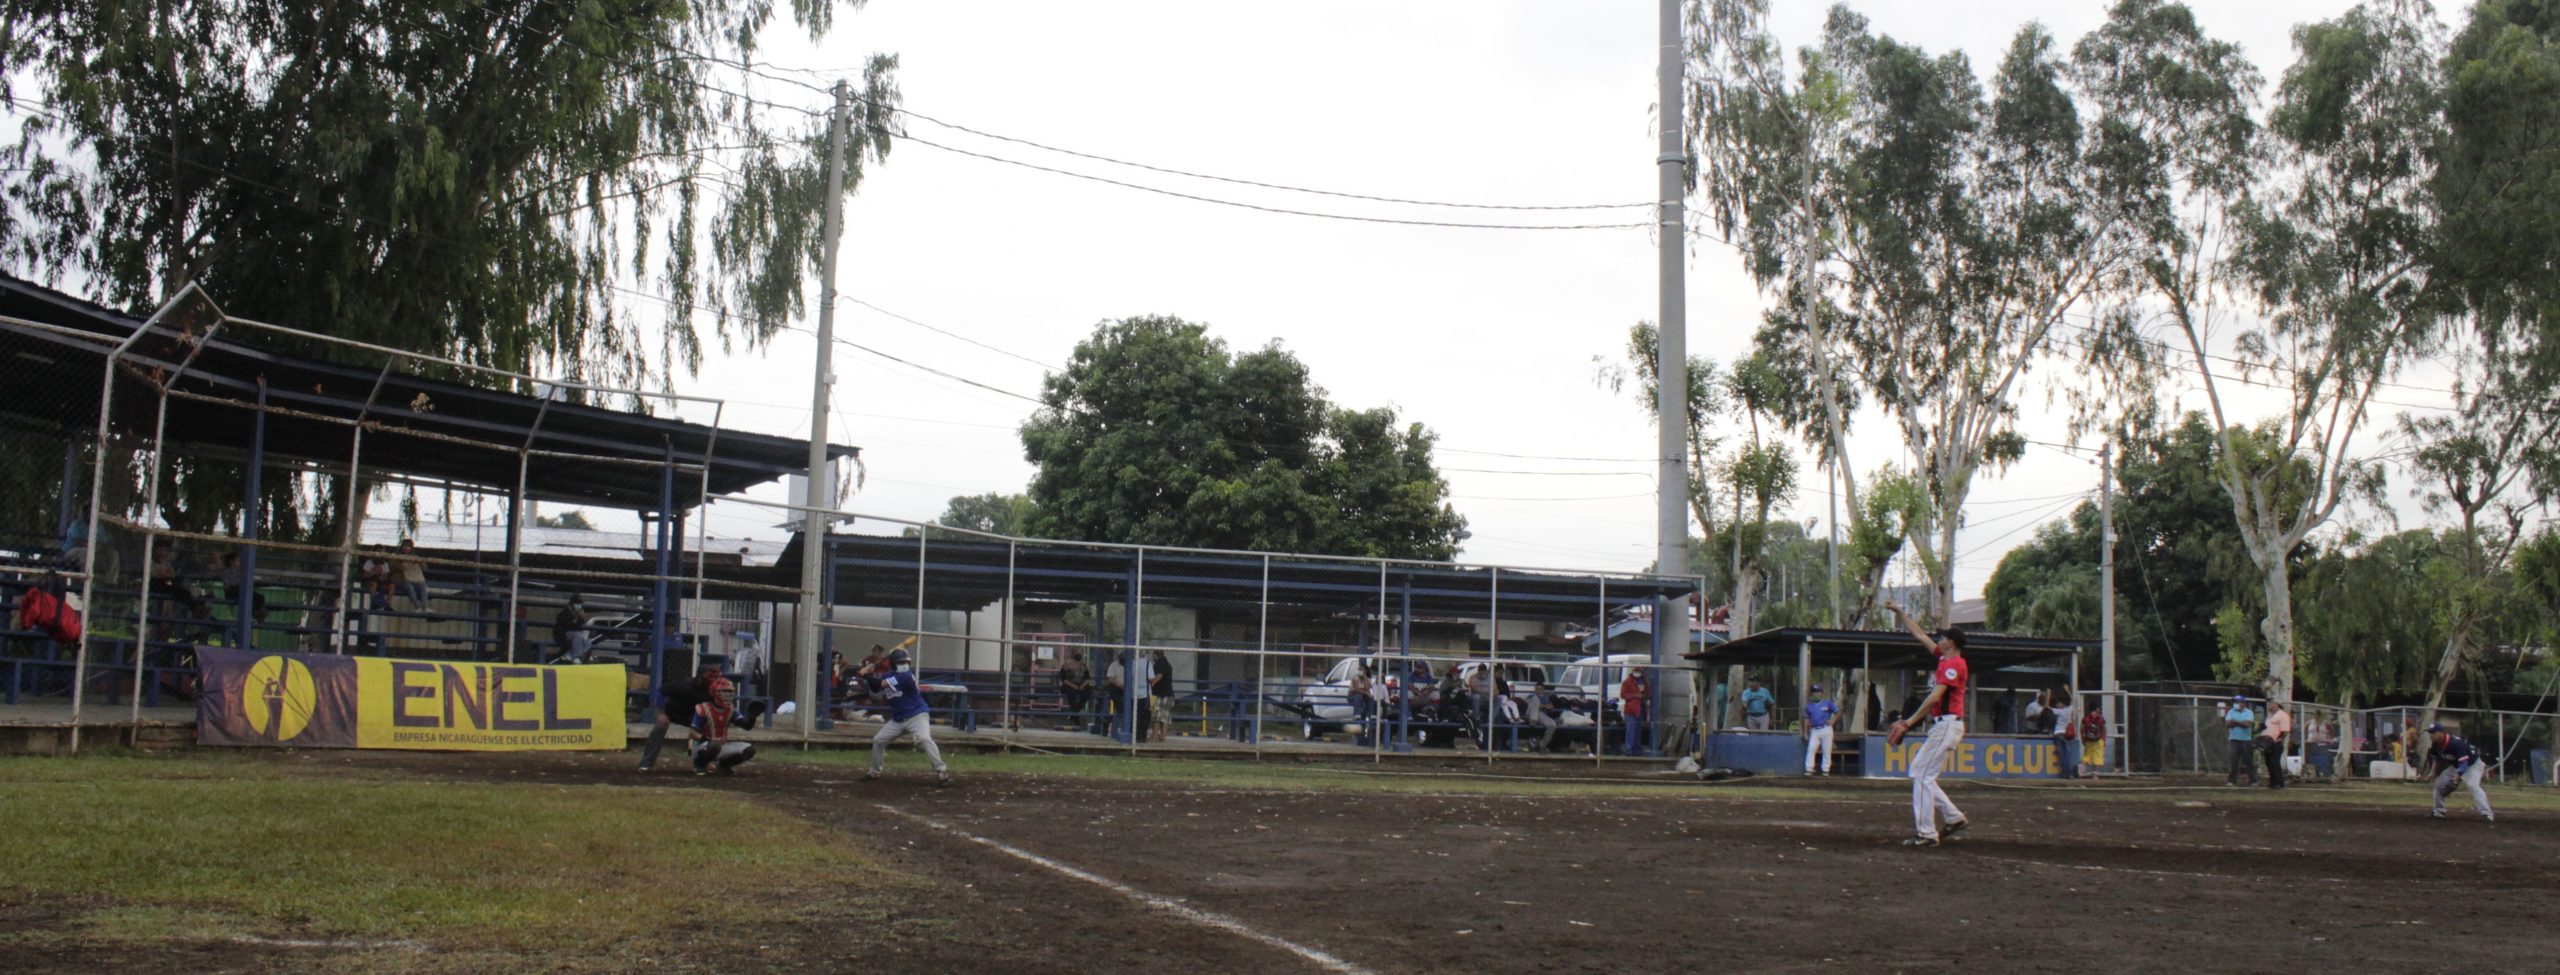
[1802,684,1837,776]
[863,648,952,787]
[2423,723,2493,822]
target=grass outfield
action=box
[4,748,2551,972]
[0,751,904,973]
[785,747,2560,809]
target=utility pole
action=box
[796,83,851,737]
[2099,443,2117,748]
[1653,0,1689,628]
[1653,0,1692,755]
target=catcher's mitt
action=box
[1886,722,1908,746]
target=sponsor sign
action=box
[197,648,622,751]
[1864,734,2068,778]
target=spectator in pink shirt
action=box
[2257,699,2293,790]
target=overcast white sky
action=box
[649,0,2490,602]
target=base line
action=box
[873,803,1378,975]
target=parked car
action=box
[1290,654,1385,740]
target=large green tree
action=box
[0,0,896,386]
[2432,0,2560,380]
[1692,2,2158,625]
[1019,316,1468,560]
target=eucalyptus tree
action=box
[2172,0,2448,704]
[1596,321,1729,572]
[1718,350,1800,638]
[1692,3,2146,625]
[2403,355,2557,724]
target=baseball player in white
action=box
[1887,602,1972,847]
[1803,684,1839,775]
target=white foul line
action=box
[873,804,1378,975]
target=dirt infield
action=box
[21,750,2558,974]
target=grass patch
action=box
[784,749,1836,801]
[785,748,2560,810]
[0,751,898,961]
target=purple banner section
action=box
[196,648,359,748]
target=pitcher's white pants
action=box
[1910,716,1966,839]
[1804,727,1835,773]
[872,714,948,774]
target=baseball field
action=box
[4,748,2554,974]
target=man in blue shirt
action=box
[863,649,952,787]
[1741,678,1775,731]
[1803,684,1839,775]
[2222,695,2258,787]
[2423,723,2493,821]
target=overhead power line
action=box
[897,132,1650,232]
[889,107,1651,212]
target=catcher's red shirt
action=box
[1928,655,1969,719]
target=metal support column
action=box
[235,379,267,650]
[1119,555,1140,747]
[1254,555,1269,754]
[1394,574,1414,754]
[648,441,676,709]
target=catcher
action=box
[688,674,757,776]
[1885,602,1972,847]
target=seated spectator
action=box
[2307,719,2338,780]
[1527,681,1562,752]
[391,539,429,611]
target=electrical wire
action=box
[897,132,1651,232]
[886,106,1651,212]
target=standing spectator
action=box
[1348,662,1376,746]
[2047,691,2078,778]
[1149,651,1174,742]
[551,595,591,663]
[2422,723,2493,821]
[731,629,764,693]
[2258,699,2293,790]
[1105,650,1152,741]
[1803,684,1838,776]
[2077,705,2107,777]
[2024,689,2050,736]
[391,538,430,611]
[1055,649,1094,731]
[1993,688,2020,735]
[2222,695,2259,787]
[1619,668,1649,757]
[1741,677,1774,731]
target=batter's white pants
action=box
[871,714,948,775]
[2433,763,2490,817]
[1804,727,1834,773]
[1910,716,1966,839]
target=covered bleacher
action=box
[0,274,851,724]
[1685,627,2091,778]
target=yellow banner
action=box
[353,658,624,750]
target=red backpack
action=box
[16,585,84,646]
